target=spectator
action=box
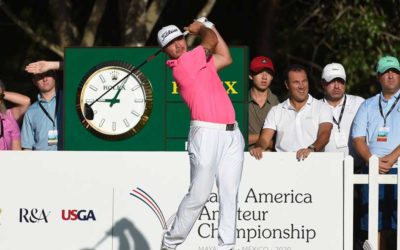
[352,55,400,250]
[22,61,62,150]
[321,63,364,159]
[250,64,333,161]
[0,79,30,150]
[25,61,62,74]
[248,56,279,150]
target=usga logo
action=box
[61,209,96,221]
[19,208,50,223]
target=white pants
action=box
[163,121,244,250]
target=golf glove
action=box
[196,17,214,28]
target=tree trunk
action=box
[0,1,64,57]
[81,0,108,46]
[119,0,148,46]
[254,0,279,56]
[49,0,79,48]
[187,0,216,47]
[145,0,168,38]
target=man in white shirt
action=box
[321,63,364,158]
[250,64,333,161]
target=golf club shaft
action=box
[88,50,162,107]
[89,30,189,108]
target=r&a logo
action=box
[61,209,96,221]
[19,208,50,223]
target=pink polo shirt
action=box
[0,109,20,150]
[166,45,235,124]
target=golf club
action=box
[83,30,189,120]
[80,233,108,250]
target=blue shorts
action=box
[360,167,397,231]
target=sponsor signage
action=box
[61,210,96,221]
[64,47,248,151]
[19,208,50,223]
[0,151,345,249]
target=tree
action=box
[0,0,180,56]
[275,0,400,97]
[0,0,218,57]
[1,0,398,99]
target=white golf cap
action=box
[157,25,184,48]
[321,63,346,82]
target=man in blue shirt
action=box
[22,61,62,150]
[352,55,400,249]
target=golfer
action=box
[158,18,244,250]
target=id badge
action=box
[48,130,58,146]
[377,127,389,142]
[334,131,348,148]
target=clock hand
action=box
[82,98,121,120]
[108,77,128,108]
[83,51,161,121]
[104,98,120,105]
[89,98,116,103]
[84,30,189,120]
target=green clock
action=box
[76,61,153,140]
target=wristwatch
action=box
[308,144,316,152]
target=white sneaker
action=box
[160,245,174,250]
[363,240,373,250]
[160,214,177,250]
[160,230,169,250]
[160,229,177,249]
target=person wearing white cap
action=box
[321,63,364,159]
[352,55,400,249]
[250,64,333,161]
[158,18,244,250]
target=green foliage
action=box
[275,0,400,98]
[1,0,399,100]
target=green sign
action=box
[64,47,248,151]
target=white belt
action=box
[190,120,237,131]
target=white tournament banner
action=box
[0,151,345,250]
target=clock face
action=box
[76,61,153,140]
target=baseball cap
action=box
[321,63,346,82]
[376,56,400,74]
[157,25,184,48]
[250,56,275,75]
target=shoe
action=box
[161,245,174,250]
[160,214,177,250]
[363,240,373,250]
[161,230,176,250]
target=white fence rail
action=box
[344,155,399,250]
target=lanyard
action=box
[324,95,347,131]
[0,118,5,149]
[379,94,400,127]
[38,92,59,128]
[332,95,347,131]
[0,118,4,138]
